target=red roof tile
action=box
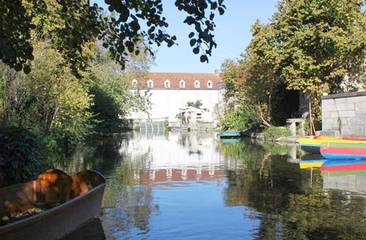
[134,72,223,90]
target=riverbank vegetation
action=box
[221,0,366,132]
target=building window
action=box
[194,80,200,88]
[164,80,171,88]
[207,80,213,88]
[147,80,154,88]
[132,79,138,88]
[179,80,186,88]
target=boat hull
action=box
[0,170,105,240]
[299,136,338,154]
[300,136,366,154]
[220,130,242,139]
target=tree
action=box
[221,22,280,127]
[221,0,366,127]
[6,42,92,144]
[271,0,366,122]
[273,0,366,94]
[0,1,33,73]
[1,0,226,72]
[89,47,151,133]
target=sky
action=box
[93,0,279,73]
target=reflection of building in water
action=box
[121,132,226,185]
[323,174,366,194]
[139,169,225,185]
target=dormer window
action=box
[207,80,213,88]
[179,80,186,88]
[132,79,138,88]
[147,80,154,88]
[194,80,200,88]
[164,80,171,88]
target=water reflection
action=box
[57,133,366,240]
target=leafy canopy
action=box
[272,0,366,95]
[221,0,366,124]
[1,0,226,72]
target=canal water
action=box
[59,132,366,240]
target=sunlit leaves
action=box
[15,42,92,141]
[272,0,366,95]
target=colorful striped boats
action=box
[321,159,366,176]
[299,136,366,154]
[320,142,366,160]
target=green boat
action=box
[220,130,242,139]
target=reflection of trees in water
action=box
[53,134,156,234]
[283,172,366,240]
[52,134,128,175]
[220,140,366,239]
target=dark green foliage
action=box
[0,127,45,187]
[101,0,226,67]
[263,126,291,141]
[0,0,33,73]
[90,85,126,133]
[270,83,300,125]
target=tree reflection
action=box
[53,133,156,234]
[283,171,366,240]
[220,140,366,239]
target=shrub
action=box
[220,105,259,130]
[263,127,291,141]
[0,127,45,187]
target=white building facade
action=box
[129,72,225,124]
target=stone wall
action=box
[322,91,366,136]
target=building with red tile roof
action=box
[129,71,225,123]
[133,72,224,90]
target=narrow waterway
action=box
[59,132,366,240]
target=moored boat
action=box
[299,136,366,154]
[0,169,105,240]
[299,136,338,153]
[220,130,242,139]
[320,142,366,160]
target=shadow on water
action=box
[55,132,366,240]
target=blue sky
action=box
[93,0,279,73]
